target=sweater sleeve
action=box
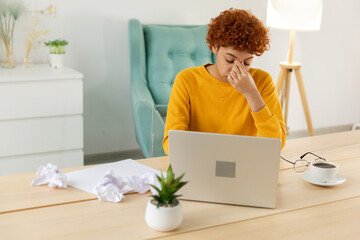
[162,73,191,155]
[251,74,286,149]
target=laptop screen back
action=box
[168,130,281,208]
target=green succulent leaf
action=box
[178,181,188,189]
[175,173,185,182]
[172,195,182,199]
[156,175,162,183]
[150,195,161,201]
[149,184,161,193]
[149,164,188,207]
[167,164,173,183]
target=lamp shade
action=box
[266,0,323,31]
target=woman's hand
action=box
[228,60,257,97]
[228,60,265,112]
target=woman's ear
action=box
[211,46,219,54]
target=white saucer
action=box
[302,171,346,186]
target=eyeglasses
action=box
[281,152,327,172]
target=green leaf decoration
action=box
[149,164,188,208]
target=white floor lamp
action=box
[266,0,323,136]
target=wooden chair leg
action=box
[276,68,287,95]
[284,70,292,134]
[276,68,287,111]
[294,69,315,136]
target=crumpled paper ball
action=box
[94,169,128,203]
[31,163,67,188]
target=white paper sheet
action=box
[66,159,163,194]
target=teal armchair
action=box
[128,19,215,158]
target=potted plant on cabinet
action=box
[145,164,188,231]
[44,39,68,68]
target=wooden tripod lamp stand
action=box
[266,0,323,136]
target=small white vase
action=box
[145,199,183,231]
[49,54,64,69]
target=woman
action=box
[162,8,286,154]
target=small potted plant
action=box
[44,39,68,68]
[145,165,188,231]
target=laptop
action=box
[168,130,282,208]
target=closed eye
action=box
[226,58,251,66]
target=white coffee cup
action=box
[310,160,338,182]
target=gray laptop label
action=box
[215,161,236,178]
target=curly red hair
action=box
[206,8,270,56]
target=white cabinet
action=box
[0,64,84,175]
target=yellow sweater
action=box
[162,64,286,154]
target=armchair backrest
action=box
[145,24,215,104]
[129,19,215,158]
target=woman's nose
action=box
[235,60,244,65]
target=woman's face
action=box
[212,46,254,82]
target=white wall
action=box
[11,0,360,155]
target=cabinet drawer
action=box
[0,115,83,157]
[0,149,83,176]
[0,79,82,120]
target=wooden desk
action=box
[1,131,359,239]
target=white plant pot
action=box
[49,54,64,69]
[145,199,183,231]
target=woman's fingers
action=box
[235,60,248,74]
[230,70,237,80]
[228,73,236,85]
[232,62,242,77]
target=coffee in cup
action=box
[310,160,338,182]
[313,163,336,169]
